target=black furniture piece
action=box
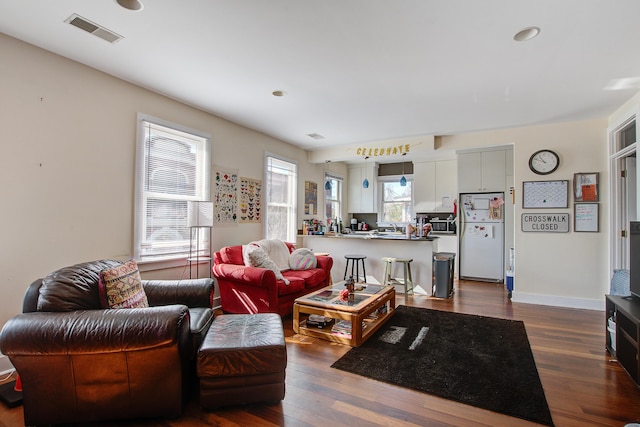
[433,252,456,298]
[344,254,367,283]
[606,294,640,386]
[197,313,286,409]
[0,260,215,426]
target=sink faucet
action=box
[391,223,398,232]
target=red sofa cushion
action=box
[277,277,305,296]
[219,245,244,265]
[282,269,326,288]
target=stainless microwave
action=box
[429,219,456,234]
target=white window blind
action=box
[134,115,211,261]
[265,155,297,242]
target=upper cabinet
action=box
[457,150,507,193]
[435,159,457,210]
[413,161,436,212]
[414,159,457,212]
[348,163,377,213]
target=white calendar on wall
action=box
[522,180,569,209]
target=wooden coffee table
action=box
[293,282,395,347]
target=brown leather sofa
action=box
[0,259,215,426]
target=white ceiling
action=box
[2,0,640,152]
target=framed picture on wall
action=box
[522,180,569,209]
[574,172,599,202]
[574,203,599,232]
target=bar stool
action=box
[382,257,414,295]
[344,254,367,283]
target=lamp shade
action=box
[187,201,214,227]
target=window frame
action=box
[264,153,297,242]
[377,175,414,227]
[324,171,343,221]
[134,113,211,269]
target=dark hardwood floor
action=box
[2,280,640,426]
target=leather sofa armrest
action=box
[212,264,277,288]
[142,278,215,308]
[0,305,190,355]
[22,279,43,313]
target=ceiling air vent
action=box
[65,14,123,44]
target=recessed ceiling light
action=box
[306,133,325,140]
[513,26,540,42]
[115,0,144,12]
[272,90,287,97]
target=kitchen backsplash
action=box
[350,213,377,229]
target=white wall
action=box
[609,92,640,130]
[0,33,346,329]
[440,119,610,309]
[2,30,637,334]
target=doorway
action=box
[610,118,637,270]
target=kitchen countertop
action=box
[297,232,438,290]
[301,232,438,241]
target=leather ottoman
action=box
[197,313,286,409]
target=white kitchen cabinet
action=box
[457,150,506,193]
[435,159,457,211]
[413,161,436,212]
[414,159,457,212]
[348,164,376,213]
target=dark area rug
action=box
[331,305,554,426]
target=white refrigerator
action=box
[459,192,505,282]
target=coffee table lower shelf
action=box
[293,289,395,347]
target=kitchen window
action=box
[134,114,211,264]
[265,155,297,242]
[379,177,414,225]
[324,172,343,221]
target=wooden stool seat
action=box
[344,254,367,283]
[382,257,414,295]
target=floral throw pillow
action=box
[98,259,149,309]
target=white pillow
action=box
[289,248,317,270]
[242,244,252,266]
[249,239,291,271]
[245,245,290,285]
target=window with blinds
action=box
[324,172,343,221]
[134,115,211,261]
[265,155,297,242]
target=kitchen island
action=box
[297,233,439,294]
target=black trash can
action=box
[432,252,455,298]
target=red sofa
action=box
[212,242,333,316]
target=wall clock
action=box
[529,149,559,175]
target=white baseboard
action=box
[0,354,14,376]
[511,292,604,311]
